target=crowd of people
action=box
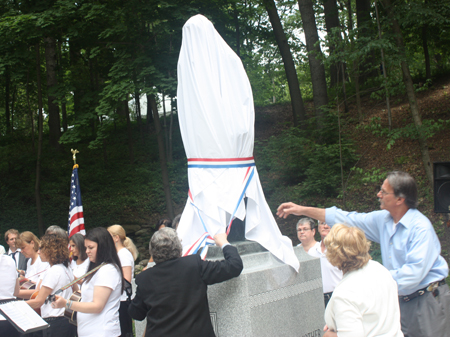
[278,170,450,337]
[1,170,449,337]
[0,217,242,337]
[0,224,139,337]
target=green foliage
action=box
[363,116,450,149]
[0,118,188,235]
[349,167,386,185]
[256,111,358,200]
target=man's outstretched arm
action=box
[276,202,326,222]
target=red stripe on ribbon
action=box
[243,166,251,182]
[188,157,254,162]
[184,233,207,256]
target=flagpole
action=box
[71,148,79,167]
[68,149,85,237]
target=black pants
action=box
[323,292,333,308]
[1,319,20,337]
[119,301,133,337]
[42,316,76,337]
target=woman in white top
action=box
[53,227,123,337]
[0,253,20,337]
[16,231,49,299]
[107,225,138,337]
[27,235,77,337]
[323,224,403,337]
[69,233,89,279]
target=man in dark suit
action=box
[129,228,243,337]
[4,229,28,273]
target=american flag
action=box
[68,165,86,237]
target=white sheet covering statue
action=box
[176,14,299,271]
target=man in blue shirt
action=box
[277,171,449,337]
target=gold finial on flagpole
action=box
[71,149,79,167]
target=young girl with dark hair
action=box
[69,233,89,279]
[52,227,123,337]
[26,234,76,337]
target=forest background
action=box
[1,0,450,269]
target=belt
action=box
[399,279,446,302]
[324,292,333,300]
[44,316,65,322]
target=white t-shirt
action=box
[325,260,403,337]
[117,248,134,301]
[307,241,343,293]
[25,256,50,283]
[0,254,17,300]
[8,248,22,269]
[71,258,90,279]
[40,264,74,318]
[0,245,5,255]
[78,263,122,337]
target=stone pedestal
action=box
[133,241,324,337]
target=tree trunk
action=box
[168,96,174,163]
[322,0,341,87]
[162,93,169,161]
[70,40,83,119]
[26,69,35,151]
[11,85,16,133]
[44,36,61,149]
[340,62,349,112]
[374,0,392,130]
[422,25,431,80]
[264,0,306,126]
[382,0,433,186]
[233,2,240,58]
[5,66,11,134]
[134,87,143,142]
[355,0,378,85]
[347,0,363,120]
[58,40,68,132]
[149,94,174,218]
[146,92,153,126]
[298,0,329,122]
[124,99,134,164]
[35,43,44,236]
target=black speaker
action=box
[434,162,450,213]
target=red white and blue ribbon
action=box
[188,157,255,169]
[183,158,255,259]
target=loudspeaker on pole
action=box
[434,162,450,213]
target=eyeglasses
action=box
[297,228,312,233]
[379,189,394,196]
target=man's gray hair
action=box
[45,225,69,242]
[296,217,316,230]
[386,171,418,209]
[149,227,182,264]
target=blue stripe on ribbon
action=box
[227,167,255,231]
[188,163,255,169]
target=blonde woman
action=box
[16,231,49,299]
[107,225,138,337]
[323,224,403,337]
